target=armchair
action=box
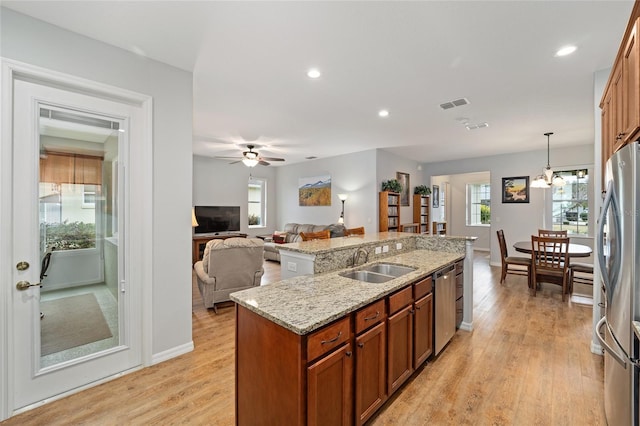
[193,237,264,312]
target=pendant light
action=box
[531,132,566,188]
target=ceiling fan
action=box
[215,144,285,167]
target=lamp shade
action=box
[191,208,199,227]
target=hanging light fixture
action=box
[242,150,259,167]
[531,132,566,188]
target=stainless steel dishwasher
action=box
[433,264,456,355]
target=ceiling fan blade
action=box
[214,156,242,160]
[260,156,285,161]
[258,160,271,166]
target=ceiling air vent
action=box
[465,122,489,130]
[439,98,470,110]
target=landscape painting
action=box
[502,176,529,203]
[299,175,331,206]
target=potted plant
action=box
[381,179,402,193]
[414,185,431,195]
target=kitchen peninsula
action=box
[231,234,475,425]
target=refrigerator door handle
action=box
[596,316,628,368]
[596,180,622,297]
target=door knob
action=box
[16,281,41,291]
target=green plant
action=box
[414,185,431,195]
[480,205,491,224]
[381,179,402,193]
[248,214,260,226]
[44,221,96,250]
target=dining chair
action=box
[496,230,531,286]
[345,226,365,236]
[538,229,568,237]
[530,235,570,301]
[299,230,331,241]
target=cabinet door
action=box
[355,322,386,425]
[623,18,640,143]
[612,60,625,153]
[413,293,433,367]
[308,343,353,426]
[387,305,413,395]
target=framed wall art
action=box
[299,174,331,206]
[502,176,529,203]
[396,172,410,206]
[432,185,440,208]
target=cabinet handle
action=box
[358,342,364,348]
[321,331,342,345]
[364,311,380,321]
[616,132,626,140]
[346,351,352,357]
[409,309,415,314]
[416,305,421,310]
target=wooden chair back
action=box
[538,229,568,238]
[531,235,570,301]
[496,229,509,260]
[299,230,331,241]
[345,227,365,236]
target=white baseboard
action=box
[459,322,473,331]
[151,341,194,365]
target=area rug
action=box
[40,293,112,356]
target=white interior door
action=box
[11,77,142,411]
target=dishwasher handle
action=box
[433,264,456,279]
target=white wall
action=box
[193,155,278,236]
[422,144,595,265]
[1,8,193,357]
[376,150,425,230]
[275,150,378,232]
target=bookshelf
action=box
[432,221,447,236]
[412,194,430,234]
[379,191,400,232]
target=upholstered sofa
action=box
[193,237,264,311]
[263,223,346,262]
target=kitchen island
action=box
[231,234,475,425]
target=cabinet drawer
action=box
[388,286,413,316]
[414,276,433,300]
[455,260,464,275]
[307,317,351,361]
[355,299,386,334]
[456,274,464,299]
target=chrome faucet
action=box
[352,247,370,267]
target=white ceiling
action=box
[4,1,634,166]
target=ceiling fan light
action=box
[242,158,259,167]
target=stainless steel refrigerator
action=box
[597,141,640,426]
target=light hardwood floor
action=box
[3,252,605,425]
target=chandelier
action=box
[531,132,566,188]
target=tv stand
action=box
[192,233,248,265]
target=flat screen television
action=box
[194,206,241,235]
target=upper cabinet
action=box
[601,4,640,169]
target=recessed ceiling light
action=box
[307,68,321,79]
[555,45,577,57]
[378,110,390,118]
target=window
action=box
[248,177,266,228]
[82,184,96,208]
[466,183,490,226]
[551,169,589,235]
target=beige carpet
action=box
[41,293,112,356]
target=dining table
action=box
[513,241,592,257]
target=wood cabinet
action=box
[353,299,386,425]
[379,191,400,232]
[433,221,447,236]
[455,261,464,329]
[236,272,440,425]
[601,4,640,170]
[413,194,430,234]
[308,342,353,426]
[40,152,103,185]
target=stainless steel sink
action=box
[339,263,416,283]
[363,263,416,277]
[339,270,394,283]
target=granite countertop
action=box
[277,231,418,255]
[231,249,463,335]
